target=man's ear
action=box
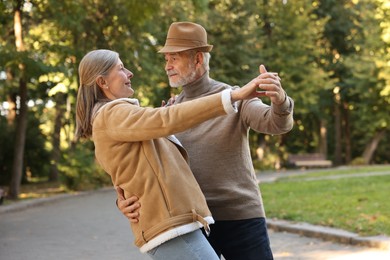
[96,76,107,89]
[196,52,203,65]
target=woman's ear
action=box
[96,76,107,89]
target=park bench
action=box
[287,153,332,168]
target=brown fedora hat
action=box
[158,22,213,53]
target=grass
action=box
[261,166,390,237]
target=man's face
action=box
[164,52,198,88]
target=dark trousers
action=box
[202,217,274,260]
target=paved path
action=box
[1,189,389,260]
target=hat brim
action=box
[158,45,213,53]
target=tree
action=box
[1,0,389,195]
[316,0,390,164]
[252,0,332,166]
[8,0,29,199]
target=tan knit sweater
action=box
[175,72,294,220]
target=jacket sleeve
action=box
[93,91,233,142]
[239,95,294,134]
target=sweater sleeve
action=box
[239,95,294,135]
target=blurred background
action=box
[0,0,389,200]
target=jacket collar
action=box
[111,98,139,106]
[100,98,139,110]
[93,98,140,119]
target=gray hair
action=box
[186,50,211,72]
[202,52,211,72]
[75,49,119,139]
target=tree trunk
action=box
[6,95,16,125]
[319,119,328,156]
[362,129,386,164]
[9,77,28,199]
[49,94,66,182]
[6,68,16,126]
[8,2,28,199]
[334,92,342,165]
[343,102,351,164]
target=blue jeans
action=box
[147,229,219,260]
[203,217,274,260]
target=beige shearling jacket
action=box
[92,90,235,252]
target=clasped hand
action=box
[231,64,285,104]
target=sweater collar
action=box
[182,72,211,98]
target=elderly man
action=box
[117,22,294,260]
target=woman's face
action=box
[102,58,134,99]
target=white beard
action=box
[168,63,197,88]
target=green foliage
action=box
[312,0,390,164]
[24,111,51,180]
[248,0,333,159]
[350,157,368,166]
[201,0,260,85]
[58,141,111,191]
[1,0,390,190]
[0,112,50,185]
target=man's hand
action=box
[258,64,286,105]
[230,64,286,103]
[115,186,140,223]
[161,95,177,107]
